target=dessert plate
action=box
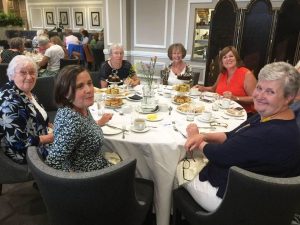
[145,114,163,122]
[102,126,123,135]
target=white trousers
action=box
[184,175,222,212]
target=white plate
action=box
[176,108,202,116]
[203,92,215,98]
[102,126,123,135]
[165,85,173,90]
[106,79,123,84]
[196,115,215,123]
[145,114,163,122]
[130,126,150,133]
[105,103,123,109]
[225,109,245,117]
[136,105,159,114]
[126,94,143,102]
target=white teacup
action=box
[221,98,231,108]
[202,110,212,121]
[190,88,199,95]
[133,118,146,131]
[163,90,172,98]
[159,103,168,112]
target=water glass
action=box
[186,105,195,122]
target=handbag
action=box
[103,151,122,165]
[176,155,208,186]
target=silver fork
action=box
[168,106,173,115]
[172,121,187,138]
[122,124,126,139]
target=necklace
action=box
[260,109,291,122]
[109,60,122,70]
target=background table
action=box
[90,86,247,225]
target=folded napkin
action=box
[129,94,143,100]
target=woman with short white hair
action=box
[0,55,53,164]
[99,43,140,87]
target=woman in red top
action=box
[195,46,257,115]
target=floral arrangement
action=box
[140,56,157,87]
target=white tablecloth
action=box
[90,86,247,225]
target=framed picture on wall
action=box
[91,12,100,26]
[60,12,68,25]
[46,12,55,25]
[75,12,83,26]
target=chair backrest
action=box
[0,63,9,88]
[208,167,300,225]
[91,48,105,69]
[32,76,57,112]
[0,147,32,195]
[90,71,101,88]
[83,44,94,63]
[59,58,79,70]
[26,146,144,225]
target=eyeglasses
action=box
[17,70,37,77]
[182,151,195,181]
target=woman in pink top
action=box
[195,46,257,115]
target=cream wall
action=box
[26,0,104,32]
[104,0,284,83]
[25,0,285,83]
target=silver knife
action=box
[106,124,129,132]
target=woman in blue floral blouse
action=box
[0,55,54,164]
[45,65,113,172]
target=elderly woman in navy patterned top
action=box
[46,65,113,172]
[0,55,54,164]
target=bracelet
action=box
[236,96,240,101]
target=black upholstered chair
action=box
[27,146,154,225]
[0,147,32,195]
[32,76,57,122]
[91,48,105,71]
[173,166,300,225]
[59,58,79,70]
[90,71,101,88]
[0,63,9,88]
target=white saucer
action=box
[130,126,150,133]
[196,115,215,123]
[136,105,159,114]
[102,126,123,135]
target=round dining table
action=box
[89,84,247,225]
